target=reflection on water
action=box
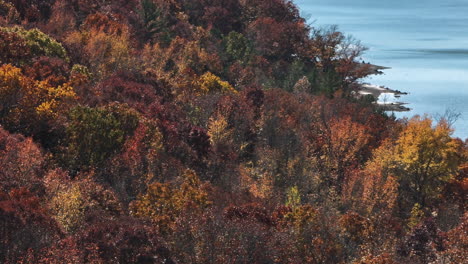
[295,0,468,139]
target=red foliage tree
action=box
[92,72,161,112]
[246,17,306,61]
[0,30,31,66]
[0,127,45,192]
[24,56,69,86]
[8,0,55,22]
[180,0,243,34]
[0,188,60,263]
[397,218,445,264]
[75,217,174,264]
[240,0,303,24]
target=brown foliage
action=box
[246,16,307,60]
[0,30,31,65]
[8,0,55,22]
[0,188,60,263]
[24,56,69,86]
[0,127,44,192]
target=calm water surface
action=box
[295,0,468,139]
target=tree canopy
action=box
[0,0,465,263]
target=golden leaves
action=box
[207,114,233,145]
[359,116,461,214]
[395,116,460,190]
[194,71,237,95]
[35,81,77,117]
[131,169,211,233]
[49,185,85,233]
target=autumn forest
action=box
[0,0,466,263]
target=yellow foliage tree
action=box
[0,64,23,117]
[207,114,233,146]
[50,185,85,233]
[48,175,123,233]
[131,169,210,233]
[131,181,175,232]
[194,72,237,95]
[362,116,460,215]
[0,64,76,131]
[33,81,76,118]
[175,169,211,209]
[394,116,460,207]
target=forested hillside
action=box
[0,0,466,263]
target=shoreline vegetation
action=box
[356,63,411,112]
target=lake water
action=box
[295,0,468,139]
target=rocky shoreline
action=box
[358,83,410,112]
[356,64,410,112]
